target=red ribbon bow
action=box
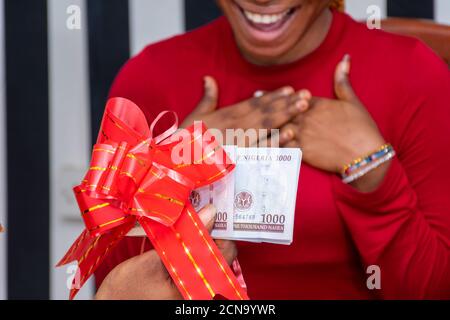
[57,97,248,300]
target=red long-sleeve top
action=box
[95,10,450,299]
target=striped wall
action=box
[48,0,92,300]
[129,0,184,56]
[346,0,387,20]
[0,0,449,300]
[436,0,450,25]
[6,0,50,299]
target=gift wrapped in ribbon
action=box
[57,97,249,300]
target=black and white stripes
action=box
[87,0,130,141]
[0,0,448,300]
[48,0,92,300]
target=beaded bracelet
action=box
[341,143,396,184]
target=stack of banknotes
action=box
[127,146,302,245]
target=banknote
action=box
[127,146,302,245]
[189,145,236,240]
[217,147,301,245]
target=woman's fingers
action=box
[180,76,219,128]
[198,204,217,232]
[255,88,313,129]
[253,92,303,129]
[279,123,298,146]
[232,86,294,116]
[333,54,361,105]
[215,239,238,266]
[256,86,294,105]
[246,89,311,147]
[298,89,312,111]
[196,76,219,113]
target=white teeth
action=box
[244,10,288,25]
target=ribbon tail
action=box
[56,229,90,267]
[140,217,211,299]
[140,204,248,300]
[63,223,133,300]
[177,205,249,300]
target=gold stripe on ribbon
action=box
[89,166,119,172]
[176,231,215,298]
[107,115,126,133]
[186,209,244,299]
[138,191,184,207]
[78,236,101,265]
[83,184,112,191]
[82,227,129,284]
[144,226,192,299]
[89,166,107,172]
[120,171,137,183]
[98,216,126,229]
[126,153,146,167]
[59,230,88,265]
[93,148,115,154]
[148,169,163,179]
[83,203,110,214]
[189,134,203,145]
[202,164,234,184]
[129,208,175,224]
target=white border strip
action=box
[130,0,184,56]
[0,0,7,301]
[435,0,450,25]
[48,0,93,299]
[346,0,387,21]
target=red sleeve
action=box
[332,42,450,299]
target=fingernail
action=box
[204,76,211,88]
[282,129,294,141]
[298,89,311,100]
[296,100,308,111]
[199,204,216,226]
[342,54,351,74]
[282,87,294,96]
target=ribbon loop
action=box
[151,110,179,144]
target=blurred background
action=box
[0,0,448,300]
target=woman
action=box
[95,0,450,299]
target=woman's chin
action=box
[240,46,291,65]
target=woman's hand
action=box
[95,205,237,300]
[280,55,389,191]
[181,76,304,146]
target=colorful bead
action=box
[341,144,396,183]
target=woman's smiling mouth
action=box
[232,1,300,42]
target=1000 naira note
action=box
[214,147,302,245]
